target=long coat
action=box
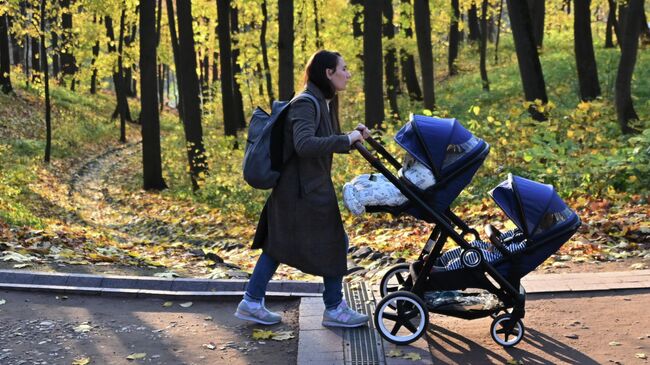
[251,82,351,277]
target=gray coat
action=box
[252,82,351,277]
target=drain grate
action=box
[343,281,385,365]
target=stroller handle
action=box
[353,136,402,170]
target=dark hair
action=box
[303,50,342,99]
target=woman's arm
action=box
[290,99,351,158]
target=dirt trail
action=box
[67,141,142,241]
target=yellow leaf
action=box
[567,130,574,138]
[272,330,295,341]
[636,353,647,360]
[472,106,480,115]
[126,353,147,360]
[628,175,637,183]
[162,301,173,307]
[72,357,91,365]
[179,302,193,308]
[252,329,275,340]
[487,116,495,123]
[403,352,422,360]
[74,324,93,333]
[523,154,533,163]
[387,350,404,357]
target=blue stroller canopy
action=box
[394,115,477,178]
[489,174,577,239]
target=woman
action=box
[235,50,371,327]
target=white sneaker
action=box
[322,299,369,328]
[234,298,282,325]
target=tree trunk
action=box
[176,0,208,189]
[0,14,13,94]
[40,0,51,163]
[59,0,77,86]
[278,0,294,100]
[351,0,364,65]
[605,0,619,48]
[159,63,165,110]
[574,0,600,101]
[90,16,100,94]
[505,0,548,121]
[118,10,127,141]
[527,0,545,48]
[467,3,480,41]
[51,31,59,79]
[165,0,183,116]
[399,0,422,101]
[313,0,323,48]
[216,0,237,136]
[8,16,22,67]
[494,0,504,63]
[230,5,245,130]
[615,0,642,134]
[31,36,40,82]
[449,0,460,75]
[363,1,384,129]
[413,0,435,110]
[261,0,274,107]
[383,0,399,119]
[124,24,137,97]
[139,0,167,190]
[105,14,133,128]
[479,0,489,91]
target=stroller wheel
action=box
[374,291,429,345]
[379,263,411,298]
[490,314,524,347]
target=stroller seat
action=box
[434,229,527,271]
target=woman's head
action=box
[303,50,351,99]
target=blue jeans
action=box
[244,252,344,311]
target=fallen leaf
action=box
[403,352,422,360]
[162,301,173,307]
[56,295,69,300]
[272,331,295,341]
[636,353,647,359]
[153,272,179,278]
[202,342,216,350]
[1,251,37,263]
[72,357,91,365]
[252,329,275,340]
[179,302,193,308]
[630,263,648,270]
[387,350,404,357]
[126,353,147,360]
[204,316,213,321]
[13,263,32,269]
[0,299,5,305]
[608,341,621,346]
[74,324,93,333]
[507,359,523,365]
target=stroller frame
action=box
[353,136,579,347]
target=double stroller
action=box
[350,115,581,347]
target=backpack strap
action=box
[289,92,321,131]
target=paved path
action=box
[2,269,650,364]
[296,269,650,365]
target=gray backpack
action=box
[243,93,321,189]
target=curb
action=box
[0,270,323,299]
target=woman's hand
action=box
[347,130,364,145]
[356,123,371,139]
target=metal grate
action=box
[343,281,386,365]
